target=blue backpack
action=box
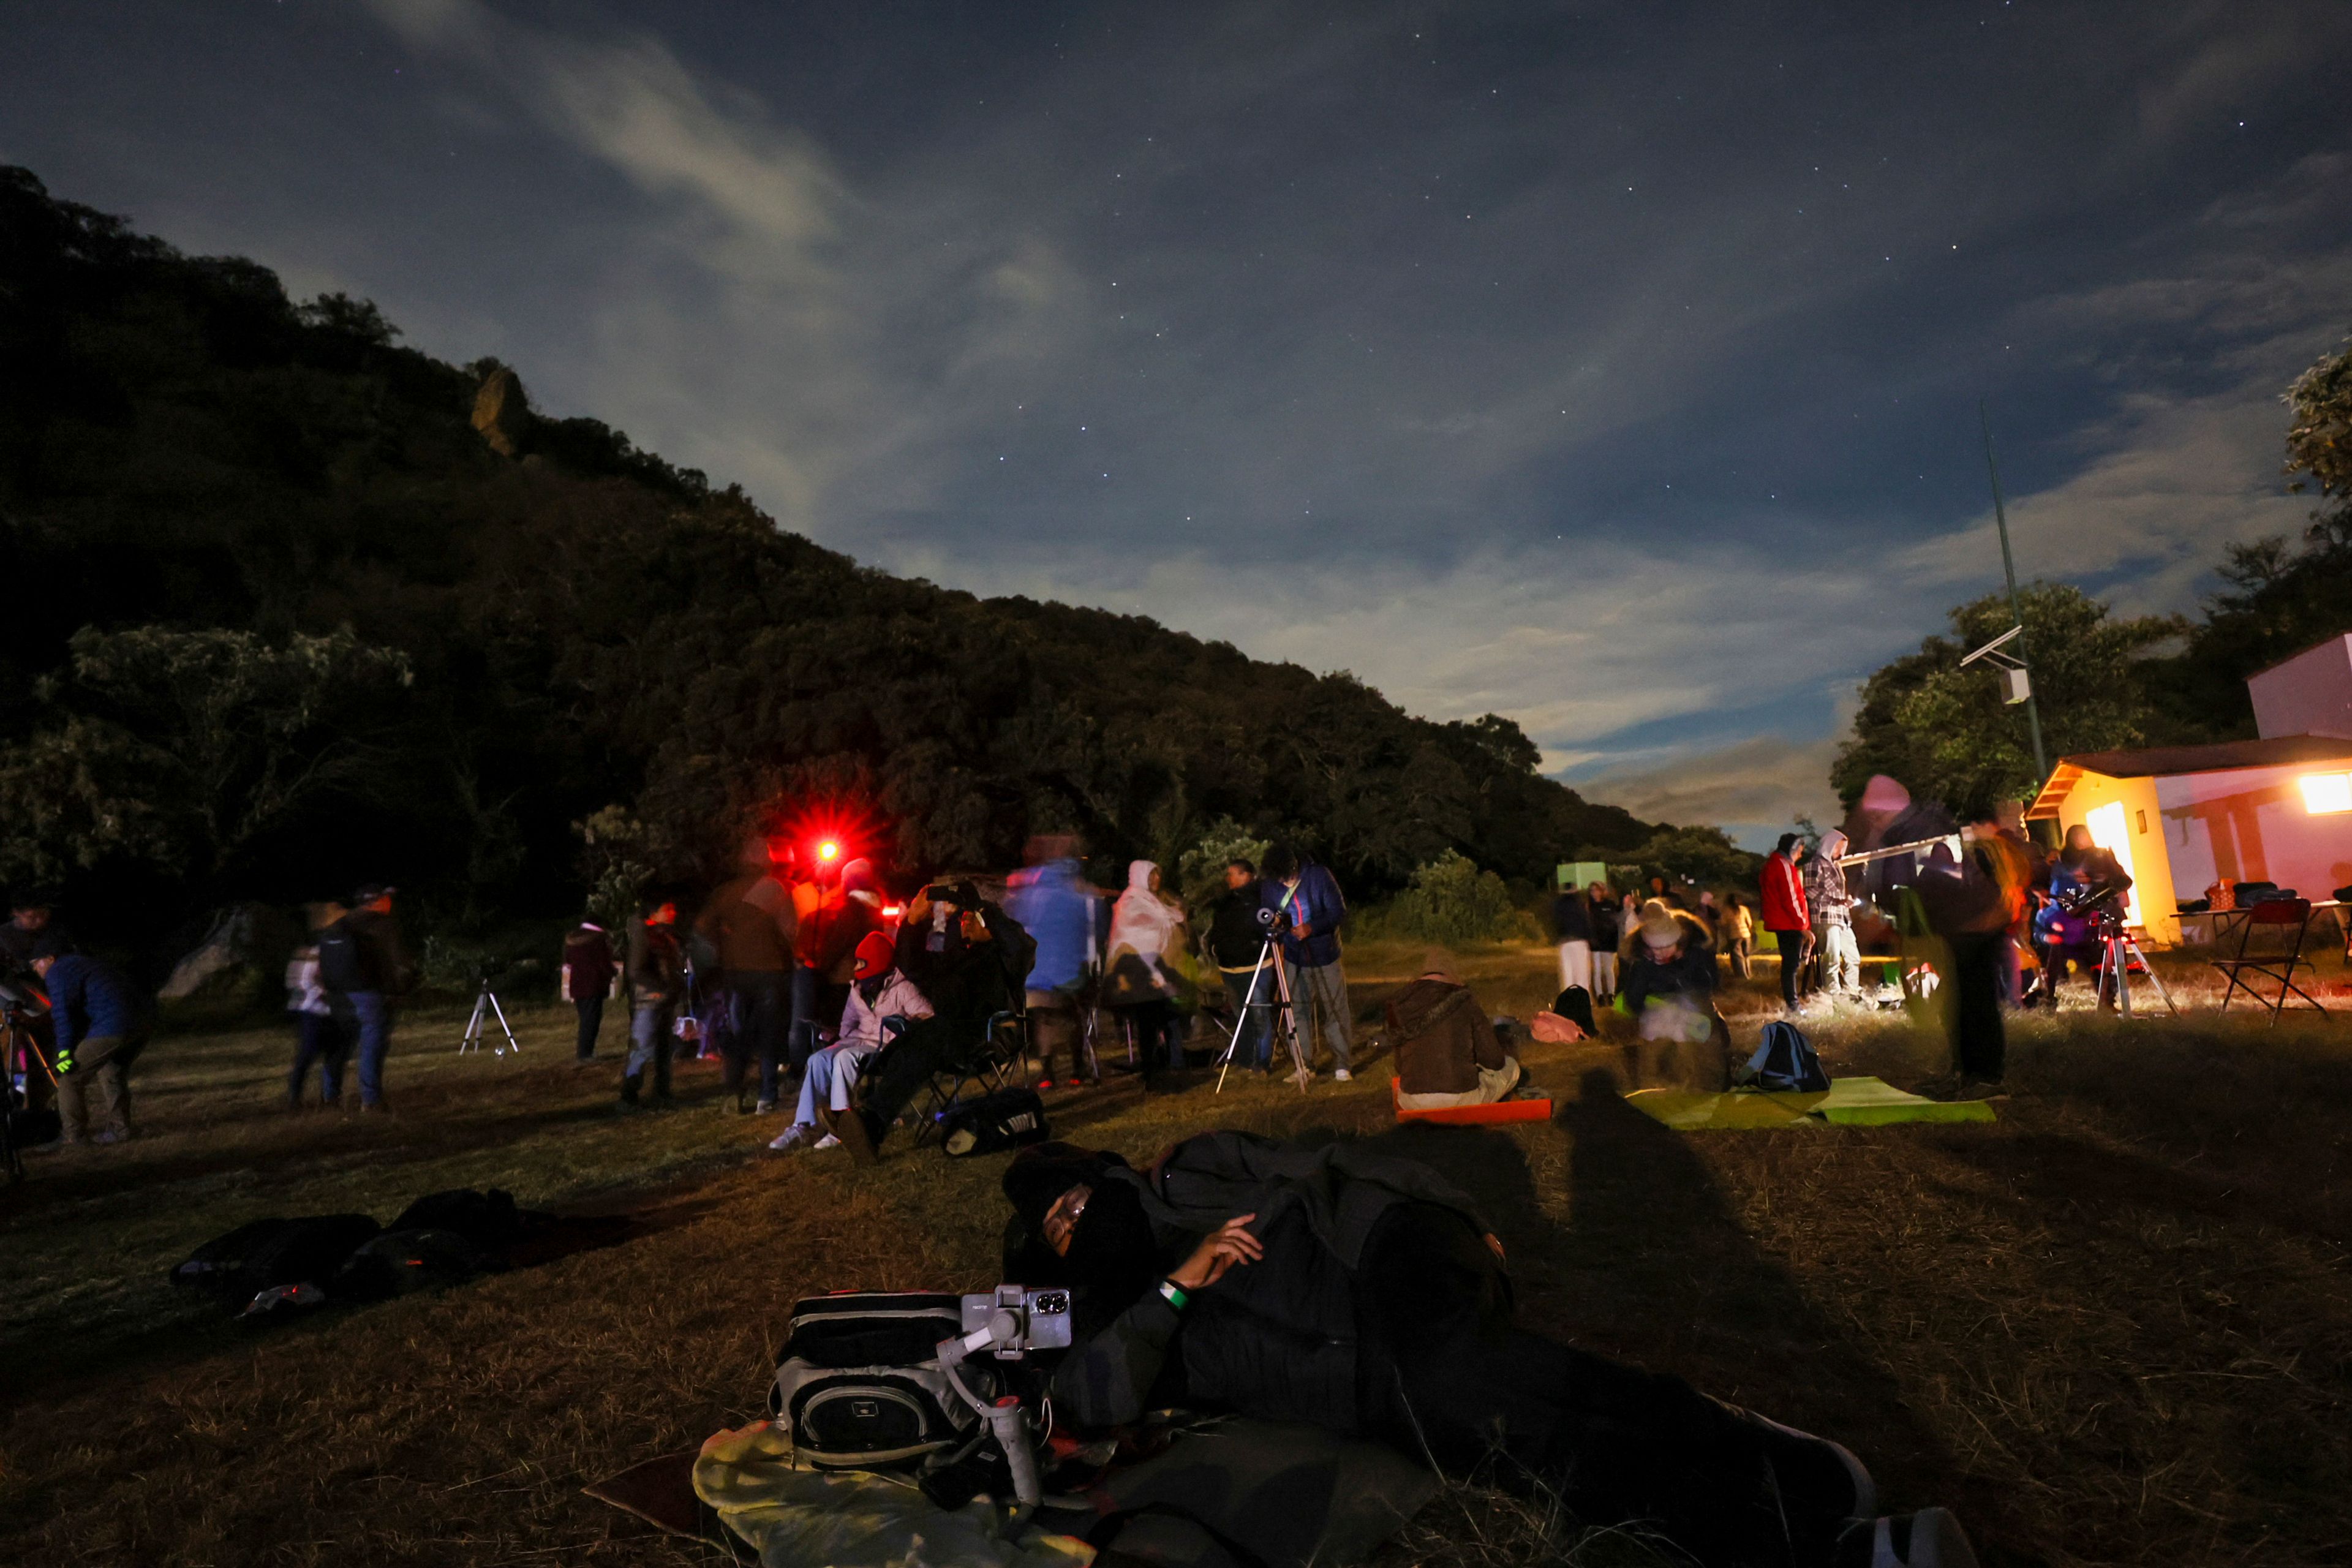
[1738,1020,1830,1093]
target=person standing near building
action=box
[31,948,146,1146]
[1758,835,1812,1013]
[1807,830,1860,999]
[622,899,685,1109]
[321,884,413,1113]
[1586,881,1622,1004]
[1551,879,1594,996]
[696,838,798,1114]
[1005,838,1102,1088]
[561,918,617,1061]
[1207,859,1275,1071]
[1259,843,1354,1082]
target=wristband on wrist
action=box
[1156,1278,1190,1311]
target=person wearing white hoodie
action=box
[1104,860,1189,1079]
[1807,829,1861,999]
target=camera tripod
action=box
[1,998,55,1183]
[2090,907,2177,1018]
[457,978,521,1056]
[1212,939,1313,1093]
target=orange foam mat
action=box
[1390,1077,1555,1125]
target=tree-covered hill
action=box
[0,166,1656,956]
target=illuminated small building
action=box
[2026,634,2352,945]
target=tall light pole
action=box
[1980,401,2049,781]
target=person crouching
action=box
[770,931,932,1152]
[1621,899,1727,1047]
[1389,950,1521,1110]
[32,948,148,1147]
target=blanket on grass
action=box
[1626,1075,1997,1132]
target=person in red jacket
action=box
[1760,833,1812,1012]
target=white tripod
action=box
[457,978,521,1055]
[1212,939,1312,1093]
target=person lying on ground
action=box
[771,931,932,1152]
[1619,899,1727,1045]
[835,881,1033,1164]
[1389,950,1521,1109]
[1000,1135,1977,1568]
[31,947,148,1148]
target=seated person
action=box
[1620,899,1725,1044]
[2033,825,2133,1005]
[1388,951,1520,1109]
[838,881,1031,1164]
[1002,1135,1973,1568]
[770,932,931,1152]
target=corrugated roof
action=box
[2026,734,2352,819]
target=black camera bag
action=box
[937,1087,1049,1158]
[769,1292,989,1471]
[170,1213,383,1310]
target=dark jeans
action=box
[289,1011,349,1106]
[1357,1205,1857,1568]
[574,993,605,1059]
[345,990,393,1108]
[725,970,788,1104]
[1946,930,2008,1082]
[1221,970,1274,1068]
[1767,929,1807,1009]
[624,999,676,1098]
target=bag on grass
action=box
[388,1186,524,1249]
[767,1292,987,1472]
[1735,1020,1829,1093]
[170,1213,383,1310]
[936,1087,1049,1158]
[334,1227,493,1300]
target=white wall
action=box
[2154,758,2352,906]
[2250,634,2352,740]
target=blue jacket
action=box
[1261,862,1346,968]
[45,954,141,1054]
[1003,859,1099,993]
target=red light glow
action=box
[817,839,842,862]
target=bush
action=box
[1174,816,1273,913]
[1360,851,1537,944]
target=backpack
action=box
[317,919,368,994]
[170,1213,383,1311]
[767,1292,993,1472]
[1735,1020,1830,1093]
[937,1087,1050,1158]
[388,1187,524,1249]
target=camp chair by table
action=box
[2211,898,2328,1023]
[911,1009,1027,1147]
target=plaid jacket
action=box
[1806,850,1853,929]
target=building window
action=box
[2300,773,2352,815]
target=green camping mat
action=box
[1626,1076,1997,1132]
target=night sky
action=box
[7,2,2350,844]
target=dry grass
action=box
[1,942,2348,1566]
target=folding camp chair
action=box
[911,1010,1027,1147]
[2211,899,2328,1023]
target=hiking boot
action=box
[1836,1510,1978,1568]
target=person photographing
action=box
[31,948,146,1147]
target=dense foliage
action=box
[0,167,1656,960]
[1836,326,2352,813]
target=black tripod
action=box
[2090,905,2176,1017]
[2,997,53,1183]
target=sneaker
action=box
[1332,1068,1352,1082]
[812,1133,841,1150]
[753,1098,778,1115]
[767,1124,816,1152]
[1838,1510,1978,1568]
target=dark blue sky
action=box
[6,1,2348,842]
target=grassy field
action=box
[2,938,2348,1566]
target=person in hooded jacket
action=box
[561,918,617,1060]
[999,1134,1976,1568]
[1104,860,1189,1080]
[32,948,147,1145]
[1807,831,1860,998]
[771,930,932,1152]
[1004,839,1102,1088]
